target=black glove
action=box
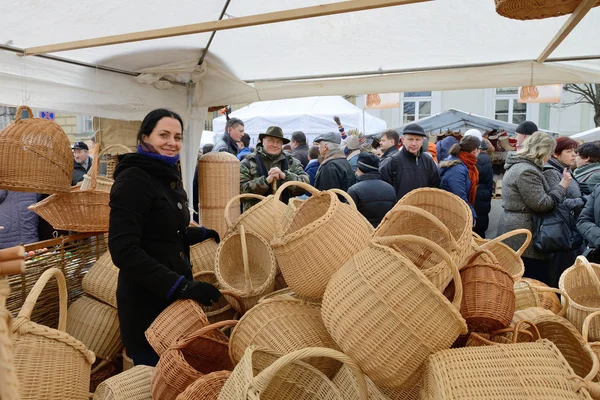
[177,280,222,307]
[185,227,220,245]
[204,228,220,244]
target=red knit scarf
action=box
[458,152,479,205]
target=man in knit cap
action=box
[515,121,538,150]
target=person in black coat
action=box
[578,184,600,263]
[291,131,310,168]
[347,152,397,227]
[109,109,221,367]
[314,132,356,192]
[72,141,92,185]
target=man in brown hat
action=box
[240,126,309,211]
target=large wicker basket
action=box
[12,268,96,400]
[495,0,600,20]
[93,365,153,400]
[225,193,287,242]
[0,105,73,194]
[0,274,19,400]
[333,364,420,400]
[584,311,600,382]
[82,250,118,308]
[190,239,219,276]
[175,370,231,400]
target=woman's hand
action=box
[559,168,572,189]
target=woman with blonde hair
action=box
[497,131,570,284]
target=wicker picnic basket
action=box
[421,339,596,399]
[93,365,153,400]
[176,370,231,400]
[0,274,19,400]
[466,319,540,347]
[225,193,287,242]
[215,225,276,314]
[229,297,341,378]
[514,278,565,314]
[333,364,420,400]
[322,235,468,389]
[199,152,240,239]
[190,239,219,276]
[82,250,118,308]
[12,268,96,400]
[66,295,121,362]
[151,320,236,400]
[495,0,600,20]
[272,181,373,299]
[560,256,600,342]
[584,311,600,382]
[218,346,368,400]
[0,105,73,194]
[474,229,530,281]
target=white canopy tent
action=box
[570,126,600,141]
[212,96,386,144]
[2,0,600,206]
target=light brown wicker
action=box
[584,311,600,382]
[198,152,240,239]
[0,245,25,276]
[280,197,305,232]
[81,145,132,191]
[512,306,559,325]
[215,225,276,314]
[175,370,231,400]
[560,256,600,342]
[257,287,318,304]
[495,0,600,20]
[93,365,153,400]
[421,339,595,399]
[322,234,468,389]
[229,297,341,378]
[145,299,209,356]
[151,320,236,400]
[272,181,373,299]
[190,239,219,276]
[225,193,287,242]
[0,105,73,194]
[98,144,134,180]
[0,274,19,400]
[466,319,540,347]
[66,295,121,361]
[218,346,368,400]
[476,229,530,281]
[82,250,118,308]
[333,364,420,400]
[202,290,244,325]
[514,278,565,314]
[12,268,96,400]
[122,348,133,371]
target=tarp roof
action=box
[570,126,600,141]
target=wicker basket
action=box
[0,275,19,400]
[175,370,231,400]
[93,365,153,400]
[12,268,96,400]
[215,225,277,314]
[512,306,558,325]
[258,287,318,304]
[97,144,134,180]
[333,364,420,400]
[229,297,341,378]
[514,278,565,315]
[466,319,540,347]
[272,181,373,299]
[225,193,287,242]
[122,348,133,371]
[82,250,118,308]
[322,235,468,389]
[201,290,244,324]
[280,197,305,232]
[495,0,600,20]
[584,311,600,382]
[199,152,240,239]
[66,295,121,361]
[0,105,73,194]
[190,239,219,276]
[218,346,368,400]
[421,339,595,399]
[475,229,530,281]
[560,256,600,342]
[151,320,236,400]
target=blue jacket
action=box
[439,156,477,220]
[237,147,251,161]
[305,159,320,186]
[0,190,40,249]
[436,136,458,167]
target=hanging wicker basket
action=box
[93,365,153,400]
[82,250,118,308]
[0,105,73,194]
[495,0,600,20]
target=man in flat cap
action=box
[240,126,309,211]
[72,141,92,186]
[313,132,356,192]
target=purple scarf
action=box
[137,142,180,166]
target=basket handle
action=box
[224,194,266,228]
[0,245,25,275]
[378,234,463,309]
[529,285,569,318]
[584,343,600,382]
[220,290,246,315]
[14,105,34,123]
[461,248,500,269]
[173,319,238,350]
[487,322,535,344]
[513,319,541,341]
[273,181,321,236]
[482,229,532,257]
[16,268,68,332]
[252,347,368,400]
[329,189,358,209]
[575,256,600,295]
[99,144,133,157]
[238,225,253,292]
[582,311,600,344]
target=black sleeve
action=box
[429,158,441,188]
[108,168,183,299]
[578,186,600,248]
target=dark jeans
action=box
[129,346,160,367]
[522,257,552,286]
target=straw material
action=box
[199,152,240,239]
[272,181,373,299]
[281,197,305,232]
[512,307,556,324]
[218,346,368,400]
[560,256,600,342]
[258,287,319,304]
[322,235,468,389]
[145,299,209,356]
[151,320,236,400]
[176,370,231,400]
[495,0,600,20]
[93,365,153,400]
[96,144,133,181]
[0,105,73,194]
[583,311,600,382]
[12,268,95,400]
[421,339,594,399]
[0,276,19,400]
[82,250,118,308]
[475,229,530,281]
[229,297,341,378]
[225,193,287,243]
[466,320,540,347]
[333,364,420,400]
[215,225,277,313]
[202,295,239,324]
[190,239,219,276]
[66,295,121,361]
[514,278,564,314]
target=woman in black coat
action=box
[109,109,221,366]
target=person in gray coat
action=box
[497,131,570,285]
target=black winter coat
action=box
[474,152,494,237]
[72,158,91,186]
[292,144,309,168]
[379,147,440,201]
[314,153,356,192]
[109,154,205,353]
[578,184,600,249]
[347,172,397,227]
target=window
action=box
[402,92,432,123]
[495,88,527,124]
[76,115,94,135]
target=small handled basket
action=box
[225,193,287,242]
[99,144,134,180]
[190,239,219,275]
[82,250,119,308]
[93,365,154,400]
[475,229,531,281]
[466,319,540,347]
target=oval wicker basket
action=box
[82,250,118,308]
[0,105,73,194]
[514,278,565,315]
[93,365,154,400]
[495,0,600,20]
[190,239,219,276]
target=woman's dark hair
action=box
[554,136,578,155]
[137,109,184,144]
[577,142,600,163]
[449,135,481,156]
[225,118,244,135]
